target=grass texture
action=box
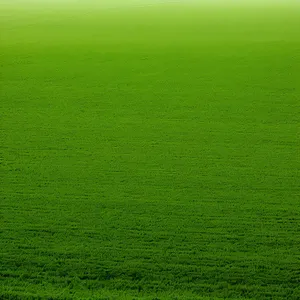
[1,1,300,299]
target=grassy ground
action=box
[1,1,300,299]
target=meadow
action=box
[1,1,300,299]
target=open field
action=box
[1,1,300,299]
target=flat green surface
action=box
[1,1,300,299]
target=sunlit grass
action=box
[1,1,300,299]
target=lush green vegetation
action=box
[1,1,300,299]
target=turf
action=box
[1,1,300,299]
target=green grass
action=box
[1,1,300,299]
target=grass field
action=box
[1,1,300,299]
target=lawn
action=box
[1,1,300,299]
